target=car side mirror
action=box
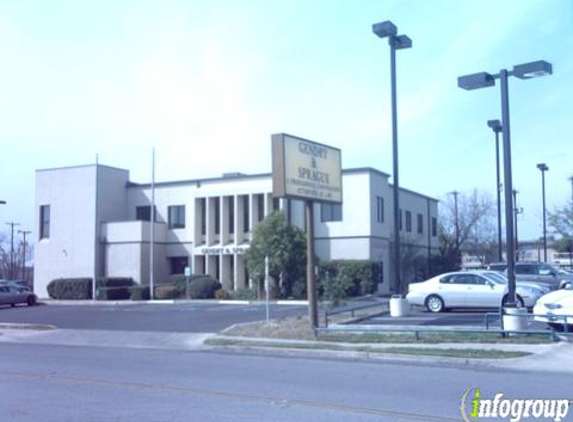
[486,280,495,288]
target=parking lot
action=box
[355,305,549,331]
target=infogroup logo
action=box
[460,388,572,422]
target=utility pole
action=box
[18,230,31,280]
[6,222,20,279]
[569,175,573,205]
[512,190,523,262]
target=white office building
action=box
[34,164,439,298]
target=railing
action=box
[324,302,388,327]
[319,306,573,342]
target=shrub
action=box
[318,260,382,304]
[154,284,179,299]
[214,288,231,300]
[232,287,258,301]
[47,278,92,300]
[97,287,131,300]
[188,276,221,299]
[130,285,150,301]
[98,277,135,288]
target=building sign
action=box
[200,247,248,255]
[272,133,342,203]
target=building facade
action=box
[34,164,439,298]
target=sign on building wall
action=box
[272,133,342,204]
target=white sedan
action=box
[406,271,542,313]
[533,286,573,332]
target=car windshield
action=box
[480,271,507,284]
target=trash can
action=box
[503,307,528,333]
[389,295,410,317]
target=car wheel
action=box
[425,295,444,313]
[10,303,15,307]
[26,296,37,306]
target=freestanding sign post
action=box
[272,133,342,331]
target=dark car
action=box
[514,262,573,290]
[486,262,507,272]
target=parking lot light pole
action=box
[537,163,549,262]
[487,119,503,262]
[458,60,552,306]
[372,20,412,295]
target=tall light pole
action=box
[6,222,20,279]
[448,191,460,252]
[537,163,549,262]
[487,119,503,262]
[458,60,552,306]
[18,230,31,280]
[372,20,412,295]
[512,189,523,261]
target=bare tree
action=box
[0,232,33,280]
[438,190,497,269]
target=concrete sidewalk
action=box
[39,299,309,306]
[1,323,571,374]
[0,325,211,351]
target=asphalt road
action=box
[0,302,307,332]
[0,342,571,422]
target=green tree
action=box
[244,211,307,299]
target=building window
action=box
[399,209,403,231]
[136,205,156,222]
[272,197,280,212]
[39,205,50,239]
[200,199,206,236]
[214,198,220,235]
[257,194,265,222]
[321,203,342,222]
[243,195,250,232]
[168,205,185,229]
[170,257,188,274]
[432,217,437,237]
[228,197,234,233]
[405,211,412,232]
[417,213,423,234]
[376,196,384,223]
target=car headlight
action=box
[545,303,563,310]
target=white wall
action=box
[35,166,97,298]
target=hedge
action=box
[47,278,92,300]
[130,285,150,301]
[97,286,131,300]
[47,277,136,300]
[318,260,382,304]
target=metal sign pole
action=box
[265,256,270,323]
[306,201,318,329]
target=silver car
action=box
[0,284,37,307]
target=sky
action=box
[1,0,572,246]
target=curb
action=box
[0,323,57,331]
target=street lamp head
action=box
[392,34,412,50]
[513,60,552,80]
[537,163,549,172]
[487,119,502,133]
[457,72,496,90]
[372,21,397,38]
[0,200,5,205]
